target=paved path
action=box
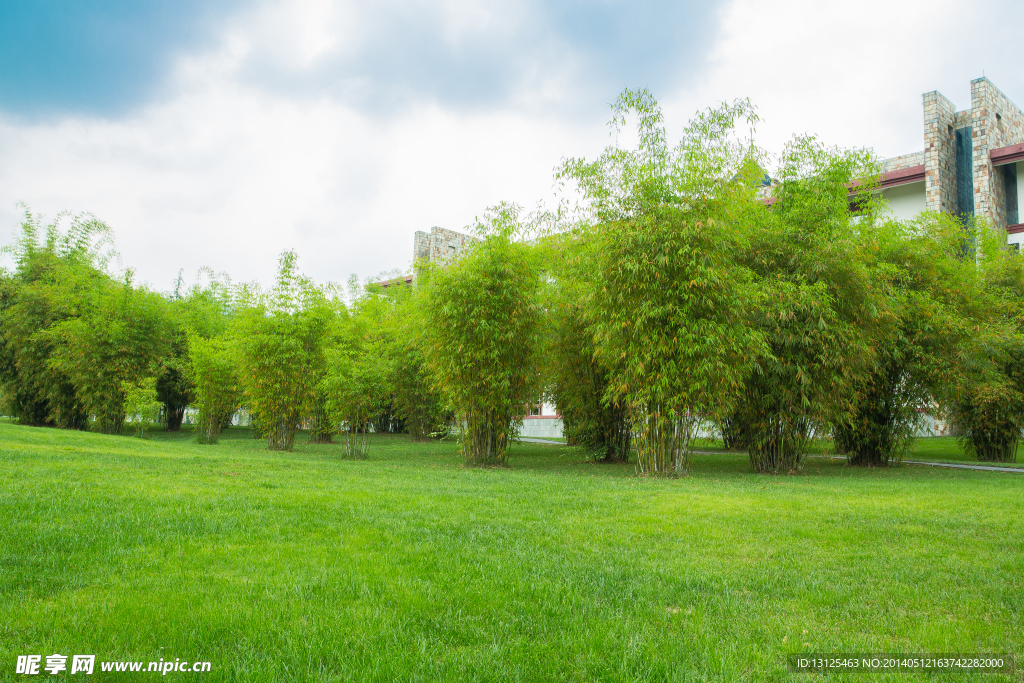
[519,440,1023,473]
[804,453,1024,473]
[776,453,1024,473]
[793,453,1023,473]
[902,459,1024,473]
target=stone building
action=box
[858,77,1024,437]
[413,226,480,266]
[376,226,480,289]
[875,77,1024,247]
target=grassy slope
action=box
[0,423,1021,682]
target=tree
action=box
[374,279,447,441]
[123,377,161,438]
[155,357,191,431]
[233,251,341,451]
[318,276,390,457]
[388,331,447,440]
[833,212,982,465]
[942,222,1024,463]
[556,91,767,475]
[542,267,631,460]
[0,209,171,435]
[422,205,542,466]
[46,272,172,434]
[732,137,883,473]
[188,333,240,444]
[0,209,115,429]
[590,209,764,474]
[158,268,235,431]
[323,314,387,458]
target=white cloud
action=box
[0,66,601,290]
[669,0,1024,162]
[2,0,1023,291]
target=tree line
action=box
[0,213,449,457]
[3,90,1023,474]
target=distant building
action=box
[413,226,480,266]
[875,77,1024,246]
[375,227,479,289]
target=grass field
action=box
[1,423,1021,682]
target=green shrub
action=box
[188,334,239,445]
[423,206,542,466]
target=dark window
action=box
[955,126,974,219]
[1005,164,1019,225]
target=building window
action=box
[955,126,974,219]
[1004,164,1019,225]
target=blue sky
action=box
[232,1,724,116]
[0,0,1022,288]
[0,0,721,119]
[0,1,241,118]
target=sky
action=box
[1,0,1023,291]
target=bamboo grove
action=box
[3,90,1024,474]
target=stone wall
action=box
[428,227,479,265]
[882,151,924,174]
[915,80,1024,227]
[413,231,430,261]
[923,90,959,214]
[969,78,1024,226]
[413,226,479,267]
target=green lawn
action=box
[1,423,1021,682]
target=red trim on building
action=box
[1006,223,1024,235]
[878,164,925,189]
[375,275,414,289]
[991,143,1024,166]
[764,165,925,206]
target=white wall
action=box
[1017,160,1024,223]
[520,418,563,438]
[1005,161,1024,249]
[881,181,926,221]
